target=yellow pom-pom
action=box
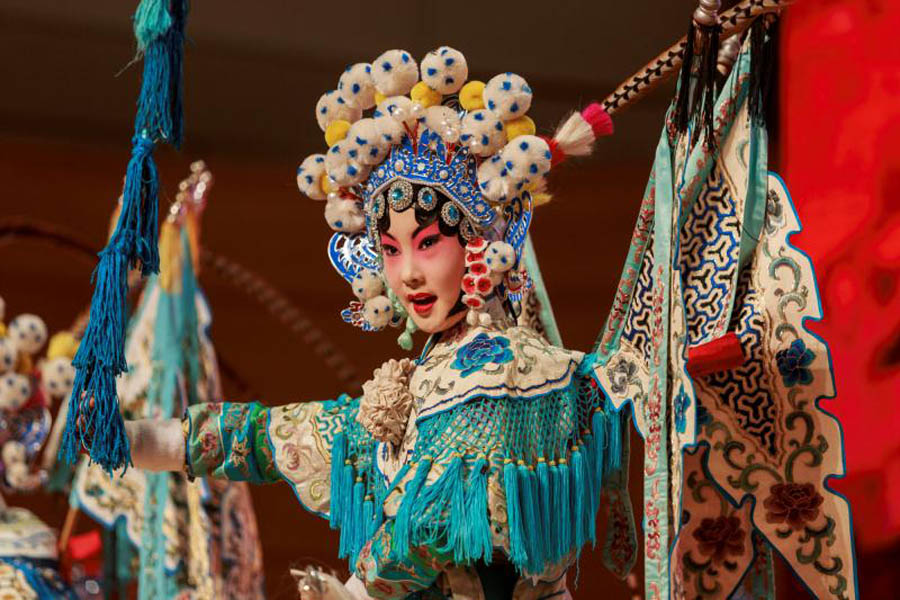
[374,91,387,106]
[0,323,5,337]
[532,193,553,207]
[504,116,536,141]
[47,331,79,360]
[320,172,334,195]
[325,120,351,147]
[459,81,485,111]
[410,82,441,108]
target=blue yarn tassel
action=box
[607,404,622,474]
[571,448,586,550]
[554,460,571,558]
[361,496,375,546]
[339,478,364,560]
[329,434,346,529]
[503,461,526,570]
[536,459,552,563]
[59,0,188,474]
[592,410,607,498]
[519,463,544,574]
[464,457,492,564]
[392,457,431,561]
[134,0,187,147]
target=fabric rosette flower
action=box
[358,358,415,445]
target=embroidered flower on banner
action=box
[674,385,691,433]
[763,482,824,531]
[450,333,514,377]
[609,358,637,395]
[691,515,745,565]
[775,339,815,387]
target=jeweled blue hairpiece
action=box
[363,133,497,231]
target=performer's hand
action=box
[124,419,184,472]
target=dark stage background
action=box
[1,1,896,598]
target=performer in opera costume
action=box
[61,3,858,599]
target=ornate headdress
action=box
[296,46,612,345]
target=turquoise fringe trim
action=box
[324,366,622,575]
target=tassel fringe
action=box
[60,0,188,473]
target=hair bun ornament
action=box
[324,196,365,233]
[483,73,533,121]
[0,372,31,411]
[352,270,384,300]
[296,154,327,200]
[42,356,75,399]
[0,338,16,373]
[423,106,462,144]
[461,109,507,157]
[363,295,394,329]
[375,96,420,126]
[315,90,362,132]
[325,141,370,187]
[371,50,419,97]
[476,155,511,203]
[420,46,468,95]
[346,119,390,166]
[484,241,516,274]
[338,63,377,110]
[8,314,48,355]
[499,135,552,183]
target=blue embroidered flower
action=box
[696,400,712,429]
[674,385,691,433]
[450,333,514,377]
[775,339,815,387]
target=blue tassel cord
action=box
[502,460,527,570]
[391,456,432,561]
[329,433,347,529]
[463,457,493,564]
[60,0,189,472]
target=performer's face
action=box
[381,207,466,333]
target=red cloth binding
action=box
[686,332,745,377]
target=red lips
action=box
[407,293,437,316]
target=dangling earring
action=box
[387,287,418,350]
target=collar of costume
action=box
[410,322,586,421]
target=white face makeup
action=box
[380,207,467,334]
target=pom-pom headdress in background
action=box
[295,46,614,336]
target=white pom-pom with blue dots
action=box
[296,154,327,200]
[42,356,75,398]
[423,106,461,143]
[485,241,516,273]
[338,63,377,110]
[315,90,362,132]
[8,314,47,355]
[476,154,511,203]
[0,372,31,411]
[371,50,419,97]
[483,73,533,121]
[420,46,468,95]
[351,270,384,300]
[500,135,552,183]
[324,196,365,233]
[363,295,394,329]
[346,119,390,166]
[325,141,370,187]
[461,109,507,157]
[0,338,16,374]
[375,96,417,126]
[373,114,404,146]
